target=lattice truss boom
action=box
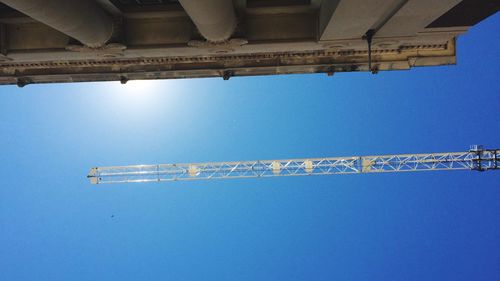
[88,147,498,184]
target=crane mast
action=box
[88,145,498,184]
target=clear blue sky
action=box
[1,14,499,281]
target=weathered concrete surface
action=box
[0,0,495,85]
[376,0,463,37]
[178,0,237,42]
[320,0,404,40]
[0,0,113,47]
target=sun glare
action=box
[120,79,159,95]
[98,79,183,116]
[107,79,164,105]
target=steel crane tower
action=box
[88,145,498,184]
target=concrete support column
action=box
[0,0,113,47]
[179,0,237,42]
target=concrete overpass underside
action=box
[0,0,497,85]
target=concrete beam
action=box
[376,0,463,37]
[178,0,237,42]
[320,0,404,40]
[0,0,114,47]
[0,42,455,85]
[95,0,122,16]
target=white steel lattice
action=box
[88,148,499,184]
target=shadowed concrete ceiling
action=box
[0,0,497,86]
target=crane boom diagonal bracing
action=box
[88,146,498,184]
